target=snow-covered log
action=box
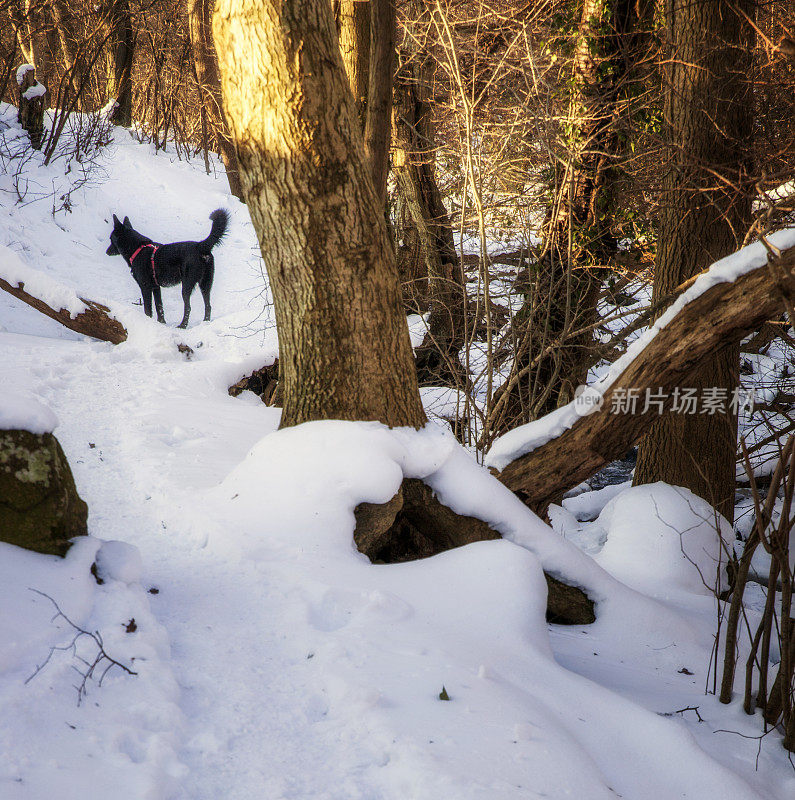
[488,233,795,513]
[0,275,128,344]
[0,248,128,345]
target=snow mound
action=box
[94,540,144,585]
[0,538,184,799]
[595,483,731,597]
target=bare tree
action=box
[187,0,244,199]
[393,0,465,386]
[492,0,653,432]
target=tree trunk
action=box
[16,64,45,150]
[337,0,370,129]
[187,0,245,201]
[632,0,754,523]
[362,0,395,206]
[106,0,135,127]
[0,274,128,344]
[51,0,77,76]
[213,0,426,429]
[212,0,595,625]
[493,0,649,432]
[6,1,35,66]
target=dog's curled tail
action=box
[201,208,230,252]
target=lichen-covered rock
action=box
[0,429,87,555]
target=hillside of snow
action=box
[1,105,794,800]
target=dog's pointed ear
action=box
[123,216,132,228]
[113,214,121,227]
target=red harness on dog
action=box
[129,243,160,285]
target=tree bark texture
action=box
[337,0,371,129]
[187,0,245,200]
[213,0,427,429]
[494,243,795,516]
[362,0,395,206]
[16,63,45,150]
[51,0,77,76]
[632,0,754,522]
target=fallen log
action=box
[354,478,596,625]
[0,276,127,344]
[489,235,795,514]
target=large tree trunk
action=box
[213,0,426,429]
[212,0,595,625]
[632,0,754,523]
[493,0,649,433]
[187,0,244,201]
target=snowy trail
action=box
[3,335,330,798]
[3,331,388,799]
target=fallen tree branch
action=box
[0,276,127,344]
[26,589,137,706]
[491,238,795,514]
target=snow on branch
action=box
[488,229,795,512]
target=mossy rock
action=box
[0,429,87,556]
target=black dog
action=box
[106,209,229,328]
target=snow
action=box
[22,84,46,101]
[1,243,90,318]
[94,540,144,585]
[0,389,58,433]
[0,538,185,799]
[1,103,794,800]
[486,226,795,471]
[594,483,731,598]
[15,64,34,87]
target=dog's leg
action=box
[199,262,214,322]
[153,285,166,324]
[140,285,153,318]
[177,281,195,329]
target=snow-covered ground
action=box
[2,105,794,799]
